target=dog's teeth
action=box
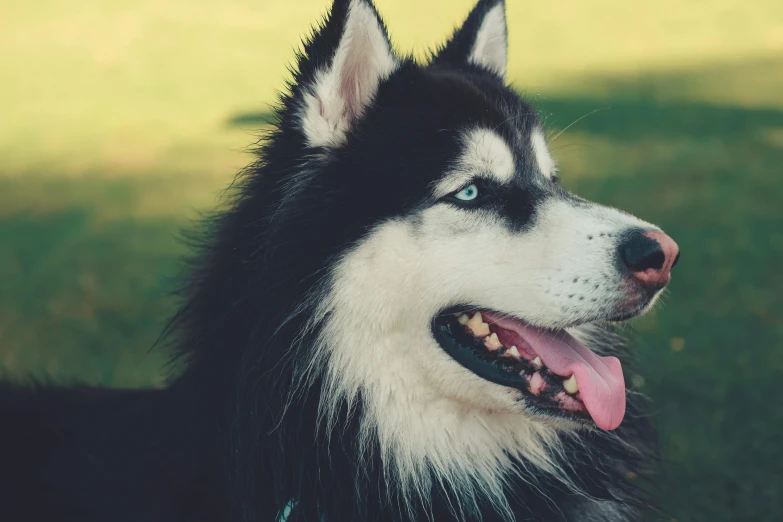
[531,356,543,369]
[466,312,482,331]
[563,374,579,394]
[506,346,521,359]
[457,314,470,325]
[466,312,490,337]
[530,372,546,395]
[484,333,503,351]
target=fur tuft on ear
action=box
[298,0,398,148]
[431,0,508,79]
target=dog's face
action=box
[279,0,678,497]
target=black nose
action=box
[618,229,680,287]
[620,231,666,271]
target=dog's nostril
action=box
[672,251,681,269]
[620,231,666,272]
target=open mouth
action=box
[432,308,626,430]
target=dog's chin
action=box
[431,305,643,431]
[607,289,666,323]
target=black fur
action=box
[0,1,658,520]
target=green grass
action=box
[2,1,782,521]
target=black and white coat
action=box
[0,1,660,521]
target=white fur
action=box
[299,0,398,148]
[435,128,516,197]
[311,223,567,517]
[294,127,661,514]
[532,127,556,178]
[468,4,507,78]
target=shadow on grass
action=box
[535,98,783,140]
[226,110,277,127]
[0,202,187,388]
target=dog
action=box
[0,0,680,520]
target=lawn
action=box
[1,1,782,520]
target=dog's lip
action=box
[606,309,645,322]
[432,307,627,431]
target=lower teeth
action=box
[562,374,579,394]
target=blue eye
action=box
[454,184,479,201]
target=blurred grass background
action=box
[1,1,781,520]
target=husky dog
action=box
[0,0,680,521]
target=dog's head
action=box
[263,0,678,505]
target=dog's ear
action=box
[296,0,398,148]
[431,0,507,80]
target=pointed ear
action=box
[432,0,507,79]
[297,0,398,148]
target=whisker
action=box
[548,107,610,142]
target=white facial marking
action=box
[436,128,515,196]
[301,190,663,515]
[299,0,398,148]
[531,128,556,178]
[468,4,508,78]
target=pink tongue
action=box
[487,314,626,430]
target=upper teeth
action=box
[484,333,503,350]
[466,312,490,337]
[456,312,549,371]
[563,374,579,394]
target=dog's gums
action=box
[432,310,626,430]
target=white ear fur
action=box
[300,0,398,148]
[468,3,507,78]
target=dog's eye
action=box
[454,184,479,201]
